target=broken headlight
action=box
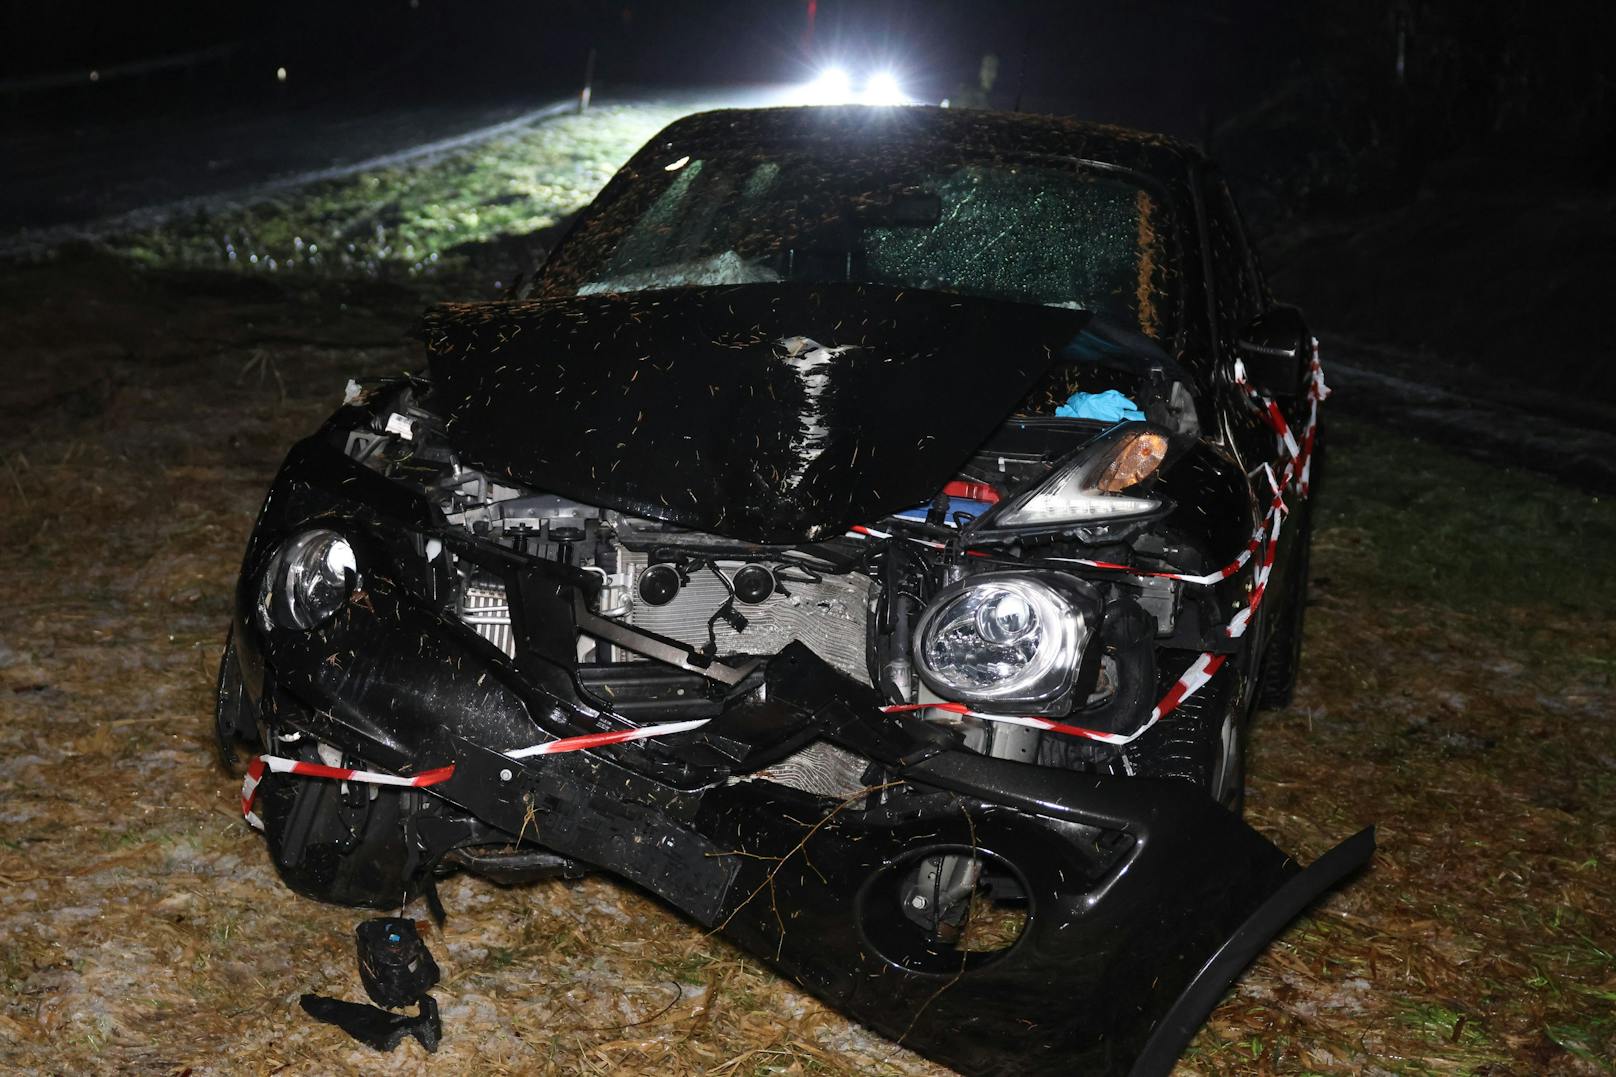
[912,573,1099,710]
[261,529,356,630]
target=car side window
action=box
[1203,174,1265,358]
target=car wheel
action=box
[1102,663,1245,814]
[1256,506,1313,711]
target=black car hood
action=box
[421,282,1094,544]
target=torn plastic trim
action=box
[300,994,442,1054]
[1127,825,1375,1077]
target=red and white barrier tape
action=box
[876,654,1233,746]
[874,346,1328,748]
[877,700,1137,746]
[240,724,715,828]
[1114,343,1326,740]
[505,717,710,759]
[1042,522,1263,585]
[1298,340,1329,496]
[240,755,455,830]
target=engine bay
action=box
[331,376,1237,793]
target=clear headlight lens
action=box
[975,589,1034,645]
[913,575,1091,705]
[263,529,356,630]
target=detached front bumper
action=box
[222,438,1374,1077]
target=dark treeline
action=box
[5,1,1609,200]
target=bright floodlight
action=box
[803,66,854,105]
[862,71,907,106]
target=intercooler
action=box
[456,555,875,686]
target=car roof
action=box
[647,105,1205,182]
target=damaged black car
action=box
[217,105,1372,1076]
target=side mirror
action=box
[1236,306,1310,399]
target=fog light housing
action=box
[912,573,1101,711]
[261,529,356,630]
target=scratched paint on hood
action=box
[419,282,1099,544]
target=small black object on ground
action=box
[356,916,440,1008]
[301,916,444,1052]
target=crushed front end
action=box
[217,287,1370,1077]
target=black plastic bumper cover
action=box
[229,441,1375,1077]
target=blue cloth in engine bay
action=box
[1056,389,1145,422]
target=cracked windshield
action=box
[552,150,1175,339]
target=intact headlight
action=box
[261,529,357,630]
[977,423,1170,532]
[912,573,1098,709]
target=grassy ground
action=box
[1,103,1612,1075]
[105,102,692,282]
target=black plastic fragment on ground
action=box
[300,916,444,1052]
[299,994,442,1053]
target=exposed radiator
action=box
[620,551,874,685]
[456,557,875,686]
[459,580,515,658]
[745,740,872,801]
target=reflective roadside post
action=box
[578,47,596,113]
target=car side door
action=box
[1198,166,1305,661]
[1200,167,1274,468]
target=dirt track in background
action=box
[2,103,1613,1075]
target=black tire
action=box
[1102,663,1245,813]
[1258,422,1327,709]
[1256,507,1312,711]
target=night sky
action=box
[7,2,1609,186]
